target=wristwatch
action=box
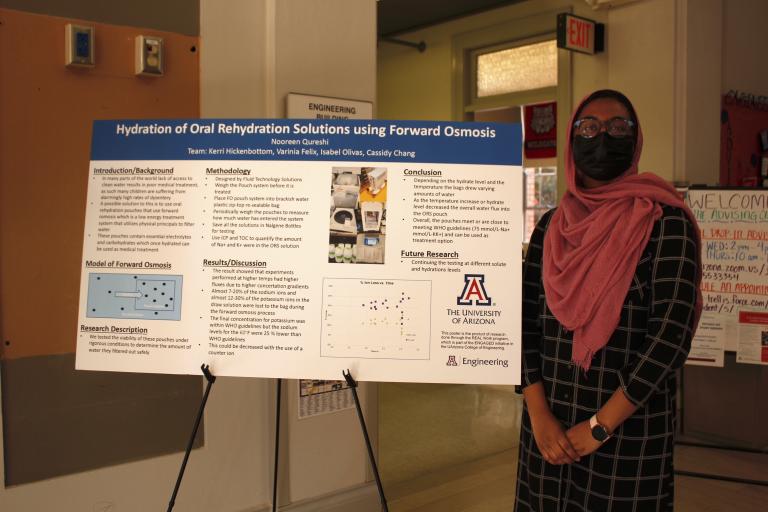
[589,414,612,443]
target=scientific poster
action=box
[76,119,524,385]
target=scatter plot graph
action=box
[320,278,431,360]
[87,273,183,320]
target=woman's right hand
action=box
[529,409,580,465]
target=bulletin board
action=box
[685,188,768,361]
[683,188,768,449]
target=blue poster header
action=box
[91,119,522,166]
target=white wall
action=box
[200,0,272,118]
[200,0,378,507]
[274,0,376,118]
[272,0,377,503]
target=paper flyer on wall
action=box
[736,311,768,365]
[75,119,524,385]
[298,379,353,419]
[687,312,728,366]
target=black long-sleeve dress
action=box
[515,205,699,512]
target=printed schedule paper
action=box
[76,119,523,384]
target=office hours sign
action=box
[76,119,524,384]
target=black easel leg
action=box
[343,370,389,512]
[168,364,217,512]
[272,378,282,512]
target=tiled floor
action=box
[379,382,768,511]
[387,450,517,512]
[379,383,523,483]
[385,448,768,512]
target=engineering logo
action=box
[457,274,492,306]
[446,355,458,366]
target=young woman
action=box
[515,90,702,511]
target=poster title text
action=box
[115,122,497,139]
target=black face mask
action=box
[572,133,635,181]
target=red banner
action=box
[524,101,557,160]
[720,92,768,187]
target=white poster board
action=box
[686,189,768,365]
[76,119,524,384]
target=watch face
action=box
[591,424,609,442]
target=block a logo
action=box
[446,355,458,366]
[457,274,492,306]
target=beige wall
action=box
[607,0,676,179]
[377,0,764,188]
[722,0,768,94]
[0,6,263,512]
[674,0,768,187]
[378,0,610,122]
[675,0,722,186]
[378,0,608,202]
[375,0,768,484]
[1,1,377,511]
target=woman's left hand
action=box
[565,421,604,457]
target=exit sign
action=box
[557,13,604,55]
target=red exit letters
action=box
[568,17,592,51]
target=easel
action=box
[167,365,216,512]
[167,367,388,511]
[343,369,389,512]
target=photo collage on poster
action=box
[328,167,387,264]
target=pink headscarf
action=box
[542,90,703,371]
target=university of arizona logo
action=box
[531,104,555,134]
[457,274,492,306]
[446,355,458,366]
